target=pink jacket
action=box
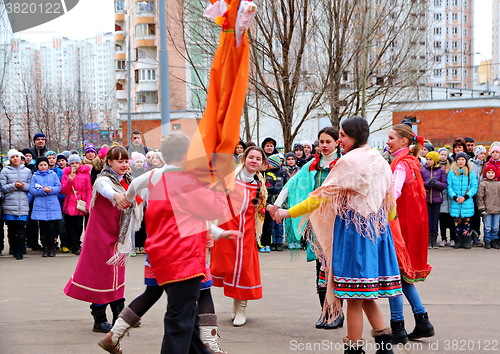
[61,165,92,216]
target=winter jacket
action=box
[29,169,62,221]
[469,158,484,182]
[61,165,92,216]
[487,158,500,180]
[476,179,500,215]
[0,164,32,216]
[421,165,448,204]
[263,168,285,204]
[447,163,478,218]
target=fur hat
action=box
[33,133,45,142]
[267,154,281,169]
[130,151,146,165]
[426,151,440,165]
[21,148,33,156]
[84,143,98,155]
[474,145,486,158]
[35,156,49,168]
[68,154,81,164]
[454,151,469,162]
[293,143,304,152]
[484,164,497,177]
[7,149,23,160]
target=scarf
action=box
[83,156,103,172]
[306,145,396,325]
[91,165,140,266]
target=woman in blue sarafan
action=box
[275,117,402,354]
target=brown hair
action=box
[161,133,190,164]
[242,146,267,171]
[391,124,422,157]
[106,146,129,161]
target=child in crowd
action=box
[487,146,500,180]
[29,157,62,257]
[283,152,300,183]
[261,154,285,252]
[130,152,147,178]
[447,152,478,249]
[470,145,487,246]
[437,148,455,247]
[293,143,307,167]
[476,164,500,249]
[56,154,68,170]
[421,151,448,248]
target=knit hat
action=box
[437,147,449,155]
[261,137,277,149]
[484,164,497,176]
[426,151,440,165]
[7,149,23,160]
[285,152,297,163]
[474,145,486,157]
[98,146,109,160]
[454,151,469,162]
[424,143,434,152]
[491,146,500,154]
[293,143,304,152]
[61,150,71,158]
[21,148,33,156]
[84,143,98,154]
[33,133,46,142]
[267,154,281,169]
[45,150,56,157]
[130,151,146,165]
[56,154,67,162]
[302,140,312,149]
[35,156,49,168]
[68,154,81,164]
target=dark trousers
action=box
[26,202,40,248]
[57,218,69,248]
[64,215,84,251]
[39,220,58,250]
[0,219,4,252]
[439,212,456,242]
[161,276,209,354]
[427,203,441,235]
[470,195,482,241]
[134,218,147,248]
[261,212,273,247]
[7,220,26,259]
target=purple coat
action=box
[421,165,448,204]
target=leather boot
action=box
[463,234,472,249]
[372,328,394,354]
[315,288,326,328]
[485,241,492,249]
[232,299,247,327]
[98,306,141,354]
[390,320,408,344]
[42,246,49,257]
[431,233,439,249]
[408,312,435,341]
[199,313,226,353]
[110,298,125,325]
[91,304,112,333]
[491,239,500,249]
[343,336,365,354]
[323,314,344,329]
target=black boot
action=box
[390,320,408,344]
[323,314,344,329]
[484,241,492,249]
[491,239,500,249]
[90,304,112,333]
[408,312,435,341]
[372,328,393,354]
[463,234,472,249]
[431,233,438,249]
[42,246,49,257]
[343,336,365,354]
[315,288,326,328]
[110,298,125,325]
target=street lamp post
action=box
[159,0,170,135]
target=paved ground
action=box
[1,245,500,354]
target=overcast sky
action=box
[11,0,493,64]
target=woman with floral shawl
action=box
[275,117,401,354]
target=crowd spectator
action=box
[477,164,500,249]
[32,133,48,159]
[126,130,149,156]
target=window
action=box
[136,1,154,13]
[434,13,442,21]
[116,60,126,71]
[136,69,157,82]
[452,55,458,62]
[452,0,459,6]
[434,0,442,5]
[115,1,124,11]
[452,13,458,21]
[452,41,458,49]
[434,41,442,48]
[452,27,458,35]
[135,24,155,37]
[136,91,158,104]
[452,69,458,76]
[434,69,442,77]
[172,124,181,130]
[434,55,442,62]
[434,27,442,35]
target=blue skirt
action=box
[332,214,402,299]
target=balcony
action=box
[116,90,127,100]
[136,37,156,47]
[115,13,125,21]
[115,51,126,60]
[115,30,125,41]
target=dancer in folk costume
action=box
[64,146,139,333]
[385,124,434,344]
[210,147,267,327]
[270,127,344,329]
[275,117,401,354]
[98,133,237,354]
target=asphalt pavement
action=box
[1,244,500,354]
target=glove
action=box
[429,179,438,187]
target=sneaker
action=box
[61,246,70,253]
[259,247,267,253]
[131,248,137,257]
[449,240,455,247]
[438,240,447,247]
[265,245,271,252]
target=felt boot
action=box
[232,299,247,327]
[199,313,226,353]
[98,306,141,354]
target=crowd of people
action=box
[2,121,500,354]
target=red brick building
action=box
[392,98,500,147]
